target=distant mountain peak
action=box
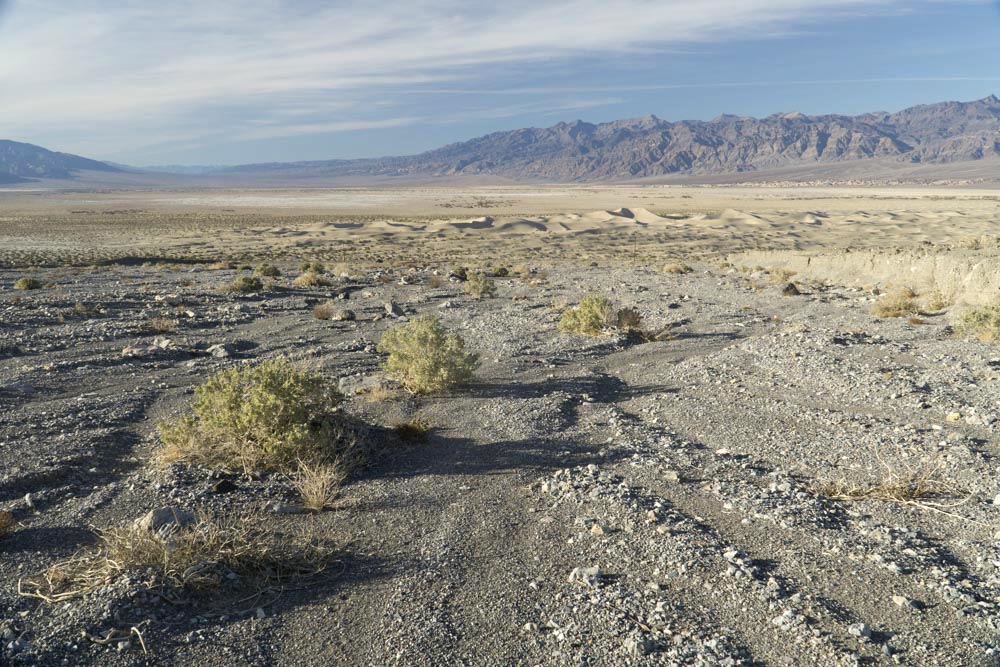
[0,140,121,182]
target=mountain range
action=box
[3,95,999,184]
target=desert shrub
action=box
[293,460,346,511]
[615,307,644,332]
[147,316,178,333]
[956,304,1000,343]
[450,266,468,281]
[298,261,326,274]
[871,288,918,318]
[313,302,336,320]
[208,260,236,270]
[293,271,332,288]
[662,263,692,275]
[394,414,431,442]
[0,510,15,538]
[559,296,615,336]
[14,277,43,290]
[923,289,952,312]
[464,272,496,299]
[226,275,263,293]
[493,266,509,277]
[254,263,281,278]
[20,513,332,602]
[428,274,447,288]
[158,359,353,472]
[768,267,796,284]
[377,315,479,393]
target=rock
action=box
[333,309,356,321]
[848,622,872,640]
[590,523,605,536]
[945,412,961,422]
[136,507,197,534]
[623,635,654,657]
[663,470,680,482]
[384,302,404,317]
[265,501,306,515]
[568,566,601,586]
[781,283,801,296]
[206,343,233,358]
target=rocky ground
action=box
[0,261,998,666]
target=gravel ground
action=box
[1,262,997,666]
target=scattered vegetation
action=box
[226,275,263,293]
[559,296,616,336]
[298,261,326,274]
[871,287,919,318]
[923,289,952,312]
[768,267,797,284]
[313,302,337,320]
[428,274,447,288]
[614,307,644,333]
[464,272,496,299]
[208,260,236,270]
[293,271,332,288]
[662,263,693,274]
[19,513,333,603]
[0,510,15,538]
[147,316,178,334]
[955,304,1000,343]
[158,359,355,473]
[394,414,432,442]
[292,460,346,511]
[254,263,281,278]
[14,277,43,290]
[378,315,479,393]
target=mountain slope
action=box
[0,140,122,181]
[208,95,1000,182]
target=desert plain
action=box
[0,183,998,666]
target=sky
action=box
[1,0,999,166]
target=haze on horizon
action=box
[1,0,999,167]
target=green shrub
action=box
[254,263,281,278]
[956,304,1000,343]
[158,359,351,472]
[226,275,263,293]
[378,315,479,393]
[559,296,615,336]
[464,272,496,299]
[298,261,326,274]
[14,277,43,290]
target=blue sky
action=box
[1,0,998,166]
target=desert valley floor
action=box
[0,184,998,666]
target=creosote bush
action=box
[158,358,353,473]
[254,263,281,278]
[956,304,1000,343]
[226,275,263,293]
[147,316,179,334]
[464,272,496,299]
[378,315,479,394]
[298,261,326,274]
[871,287,919,318]
[14,277,43,290]
[559,296,615,336]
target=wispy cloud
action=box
[0,0,987,161]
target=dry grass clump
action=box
[394,414,431,442]
[662,263,693,275]
[147,316,178,334]
[158,359,354,473]
[378,315,479,394]
[0,510,15,538]
[292,460,347,511]
[871,287,919,318]
[559,296,616,336]
[768,267,797,284]
[955,304,1000,343]
[225,275,263,293]
[313,302,337,320]
[19,513,333,603]
[362,384,400,403]
[14,276,43,290]
[254,263,281,278]
[427,274,447,288]
[464,272,496,299]
[293,271,332,288]
[298,261,326,274]
[615,307,644,332]
[923,289,952,312]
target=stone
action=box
[212,479,238,494]
[663,470,680,482]
[945,412,961,422]
[848,622,872,640]
[590,523,605,536]
[136,507,197,534]
[333,309,356,321]
[206,343,233,358]
[568,566,601,586]
[265,501,306,515]
[384,302,404,317]
[781,283,801,296]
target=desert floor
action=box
[0,184,998,666]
